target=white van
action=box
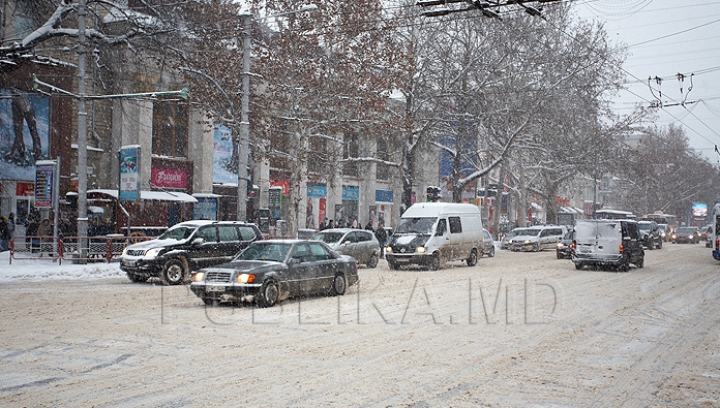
[385,203,483,270]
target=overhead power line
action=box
[417,0,562,20]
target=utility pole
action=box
[77,0,89,262]
[235,5,318,222]
[237,13,252,222]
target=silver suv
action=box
[120,220,263,285]
[637,220,662,250]
[310,228,380,268]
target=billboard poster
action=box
[34,161,55,208]
[692,203,707,219]
[119,146,140,201]
[0,88,50,181]
[213,124,237,184]
[193,197,218,220]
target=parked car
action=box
[310,228,380,268]
[189,240,359,307]
[481,229,496,257]
[500,229,520,250]
[672,227,700,244]
[556,229,573,259]
[508,225,566,252]
[637,220,663,250]
[572,219,644,272]
[120,220,263,285]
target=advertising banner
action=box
[151,168,186,189]
[34,161,55,208]
[119,146,140,201]
[193,197,218,220]
[0,89,50,181]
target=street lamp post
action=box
[237,13,252,222]
[235,5,318,222]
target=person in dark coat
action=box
[374,223,388,258]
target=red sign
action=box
[151,168,186,189]
[16,182,35,196]
[270,179,290,195]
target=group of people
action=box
[319,217,361,230]
[317,215,389,256]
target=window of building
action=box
[376,135,391,181]
[152,99,188,158]
[343,132,360,177]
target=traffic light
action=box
[427,186,441,202]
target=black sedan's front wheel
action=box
[257,279,279,308]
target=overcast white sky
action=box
[572,0,720,162]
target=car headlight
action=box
[524,239,531,244]
[689,235,694,239]
[385,247,393,253]
[121,247,128,256]
[145,248,161,259]
[237,273,255,283]
[557,243,565,249]
[416,247,426,253]
[192,272,205,282]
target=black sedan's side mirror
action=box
[192,237,205,246]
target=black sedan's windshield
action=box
[235,242,291,262]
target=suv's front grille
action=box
[126,249,145,256]
[206,271,232,283]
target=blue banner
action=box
[307,185,327,198]
[193,197,218,220]
[342,186,359,201]
[375,189,393,203]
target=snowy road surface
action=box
[1,244,719,407]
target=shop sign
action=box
[307,185,327,198]
[151,168,186,189]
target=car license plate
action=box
[206,286,225,293]
[578,248,590,254]
[124,260,137,267]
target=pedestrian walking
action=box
[374,223,388,258]
[0,216,9,252]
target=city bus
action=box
[641,212,678,232]
[594,209,636,220]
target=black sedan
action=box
[190,240,359,307]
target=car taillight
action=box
[716,239,719,250]
[619,243,624,255]
[571,241,576,254]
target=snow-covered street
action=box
[1,244,719,407]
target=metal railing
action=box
[8,234,150,264]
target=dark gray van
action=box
[572,219,644,272]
